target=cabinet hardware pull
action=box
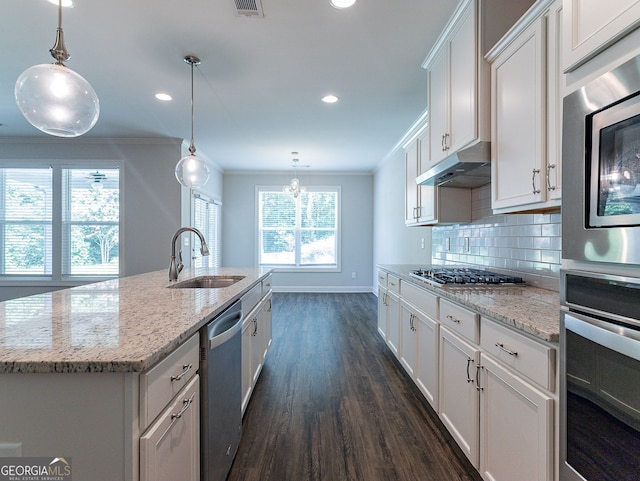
[475,365,483,391]
[546,164,556,191]
[532,169,541,194]
[495,342,518,356]
[466,357,474,383]
[444,133,450,151]
[170,364,192,382]
[441,134,446,152]
[446,314,461,324]
[252,318,258,336]
[170,391,196,420]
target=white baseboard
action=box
[272,285,374,293]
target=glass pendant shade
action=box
[15,63,100,137]
[175,153,210,189]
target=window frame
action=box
[0,160,122,286]
[256,185,341,273]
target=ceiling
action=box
[1,0,458,172]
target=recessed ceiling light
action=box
[330,0,356,8]
[322,94,339,104]
[155,93,172,101]
[47,0,75,7]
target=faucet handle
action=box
[177,250,184,273]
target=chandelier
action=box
[283,156,306,198]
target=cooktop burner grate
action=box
[410,267,524,286]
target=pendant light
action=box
[283,156,306,198]
[175,55,210,189]
[14,0,99,137]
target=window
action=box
[193,194,221,268]
[258,186,340,270]
[0,164,120,280]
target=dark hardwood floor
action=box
[227,293,482,481]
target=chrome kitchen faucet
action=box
[169,227,209,281]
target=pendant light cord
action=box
[189,59,196,155]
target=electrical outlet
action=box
[421,237,425,249]
[464,237,470,252]
[351,272,357,279]
[445,237,451,251]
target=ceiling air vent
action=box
[233,0,264,17]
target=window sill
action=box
[263,266,340,273]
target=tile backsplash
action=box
[431,185,561,291]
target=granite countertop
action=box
[0,267,272,374]
[378,264,560,343]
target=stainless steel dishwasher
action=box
[200,299,242,481]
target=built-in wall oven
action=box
[561,53,640,481]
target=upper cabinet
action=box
[487,0,563,213]
[563,0,640,71]
[422,0,535,169]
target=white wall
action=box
[0,137,192,301]
[372,147,432,291]
[222,172,374,292]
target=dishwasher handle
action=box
[208,309,243,350]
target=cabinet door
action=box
[404,141,419,225]
[439,326,480,467]
[428,46,450,166]
[377,286,387,339]
[386,291,400,358]
[241,319,253,415]
[250,308,263,385]
[491,17,546,210]
[563,0,640,71]
[546,0,562,200]
[448,2,476,154]
[416,310,439,410]
[261,295,272,361]
[140,375,200,481]
[400,302,418,379]
[479,354,553,481]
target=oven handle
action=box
[564,311,640,362]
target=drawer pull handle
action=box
[476,364,483,391]
[170,363,192,382]
[171,392,196,420]
[446,314,461,324]
[495,342,518,356]
[466,357,474,383]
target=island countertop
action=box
[378,264,560,343]
[0,267,272,374]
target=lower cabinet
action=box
[140,375,200,481]
[479,354,553,481]
[439,326,481,467]
[241,291,273,415]
[376,269,557,481]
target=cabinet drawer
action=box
[140,374,200,481]
[262,274,272,294]
[377,271,388,287]
[140,334,199,430]
[387,274,400,295]
[402,281,438,318]
[242,283,262,317]
[481,318,555,391]
[440,299,478,343]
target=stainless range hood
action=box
[416,141,491,188]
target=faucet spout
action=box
[169,227,210,282]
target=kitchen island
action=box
[0,267,272,481]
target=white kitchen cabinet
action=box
[479,354,553,481]
[489,0,563,213]
[423,0,534,168]
[563,0,640,71]
[140,375,200,481]
[400,281,440,410]
[241,288,273,416]
[404,129,472,226]
[386,275,401,358]
[439,326,481,467]
[377,286,388,339]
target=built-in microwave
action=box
[563,54,640,266]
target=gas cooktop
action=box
[410,267,524,286]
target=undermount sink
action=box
[168,275,246,289]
